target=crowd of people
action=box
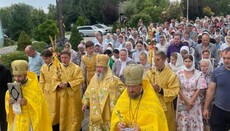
[0,15,230,131]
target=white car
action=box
[94,24,112,33]
[77,25,106,37]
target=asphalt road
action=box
[0,35,95,55]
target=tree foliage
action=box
[33,19,59,44]
[76,16,87,26]
[122,0,169,27]
[31,8,47,28]
[127,13,152,27]
[120,0,138,18]
[47,4,57,20]
[1,51,27,70]
[32,41,47,53]
[9,4,33,40]
[166,2,183,20]
[181,0,229,20]
[17,31,32,51]
[0,7,12,36]
[203,6,215,17]
[69,25,83,51]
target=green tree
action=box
[76,16,87,26]
[69,25,83,51]
[101,3,119,25]
[17,31,32,51]
[0,7,12,36]
[166,2,183,20]
[203,6,215,17]
[9,3,33,40]
[33,19,59,44]
[31,8,47,29]
[127,13,152,27]
[47,4,57,20]
[120,0,138,18]
[61,0,81,30]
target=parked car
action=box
[77,25,106,37]
[94,24,112,33]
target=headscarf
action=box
[200,59,213,76]
[78,43,85,49]
[183,55,195,71]
[180,46,190,55]
[118,49,132,76]
[169,53,184,72]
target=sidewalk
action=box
[0,46,17,54]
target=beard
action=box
[128,92,140,99]
[95,72,105,81]
[128,89,143,100]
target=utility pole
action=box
[187,0,189,22]
[56,0,65,45]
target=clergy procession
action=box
[1,15,230,131]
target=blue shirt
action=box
[28,52,44,76]
[211,66,230,112]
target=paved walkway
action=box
[0,46,17,54]
[82,109,89,131]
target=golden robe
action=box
[110,80,168,131]
[144,67,179,131]
[81,53,97,86]
[40,63,59,125]
[53,62,83,131]
[82,69,125,131]
[5,72,52,131]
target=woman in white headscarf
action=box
[176,54,207,131]
[200,59,213,84]
[180,46,190,59]
[112,49,135,83]
[125,41,135,59]
[169,52,184,73]
[199,58,213,131]
[132,40,148,63]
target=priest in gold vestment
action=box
[81,41,97,88]
[5,60,52,131]
[82,54,125,131]
[111,64,168,131]
[145,51,179,131]
[40,49,60,129]
[53,50,84,131]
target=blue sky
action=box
[0,0,56,13]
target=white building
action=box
[0,20,3,47]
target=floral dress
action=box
[176,69,207,131]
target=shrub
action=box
[3,38,16,46]
[17,31,32,51]
[203,6,215,17]
[33,19,59,44]
[32,41,47,53]
[111,22,124,33]
[1,51,27,70]
[76,16,86,26]
[69,25,83,51]
[127,13,152,28]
